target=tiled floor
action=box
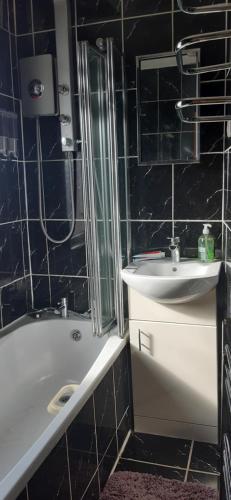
[116,433,220,492]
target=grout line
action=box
[120,456,188,471]
[121,219,223,223]
[110,430,132,475]
[117,406,130,430]
[80,469,100,500]
[188,468,220,476]
[184,440,194,482]
[0,274,31,290]
[32,273,88,279]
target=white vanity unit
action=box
[122,259,221,444]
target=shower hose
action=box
[36,117,75,244]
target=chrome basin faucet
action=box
[57,297,68,318]
[168,237,180,264]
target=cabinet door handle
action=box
[138,329,152,353]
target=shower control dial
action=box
[61,137,73,147]
[28,79,45,99]
[58,84,70,95]
[59,114,71,125]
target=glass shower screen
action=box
[77,39,124,337]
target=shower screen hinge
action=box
[54,0,76,152]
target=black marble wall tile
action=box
[1,276,31,327]
[25,162,38,219]
[21,221,30,274]
[32,275,51,309]
[0,0,10,31]
[129,160,172,220]
[0,160,21,222]
[67,397,98,499]
[200,123,224,154]
[18,162,27,219]
[174,154,223,220]
[113,345,131,425]
[26,160,84,220]
[116,91,125,158]
[43,161,83,220]
[76,0,121,25]
[28,437,71,500]
[124,0,171,17]
[131,221,172,255]
[8,0,15,33]
[22,118,37,161]
[122,432,190,467]
[17,34,34,60]
[94,367,116,456]
[39,117,64,161]
[118,158,127,220]
[127,90,137,156]
[82,472,100,500]
[32,0,55,31]
[47,221,86,276]
[50,276,89,313]
[0,28,12,95]
[29,222,48,275]
[117,408,131,450]
[15,0,32,34]
[0,222,25,285]
[10,34,19,98]
[99,436,117,491]
[35,30,56,57]
[190,441,220,474]
[124,14,172,88]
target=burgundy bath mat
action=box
[100,471,218,500]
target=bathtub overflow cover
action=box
[71,330,82,341]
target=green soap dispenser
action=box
[198,223,215,262]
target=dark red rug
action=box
[100,471,218,499]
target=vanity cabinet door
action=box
[129,320,218,429]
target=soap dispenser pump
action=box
[198,224,215,262]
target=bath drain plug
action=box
[71,330,81,341]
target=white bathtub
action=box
[0,312,126,500]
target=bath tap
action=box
[168,237,180,264]
[57,297,68,318]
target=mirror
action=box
[136,51,200,165]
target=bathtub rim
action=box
[0,316,128,500]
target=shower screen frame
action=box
[77,38,124,338]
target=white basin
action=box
[121,259,221,304]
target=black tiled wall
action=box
[15,0,88,313]
[123,1,225,257]
[17,344,132,500]
[0,0,31,329]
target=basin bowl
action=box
[121,259,221,304]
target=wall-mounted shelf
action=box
[177,0,231,14]
[176,96,231,123]
[176,30,231,75]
